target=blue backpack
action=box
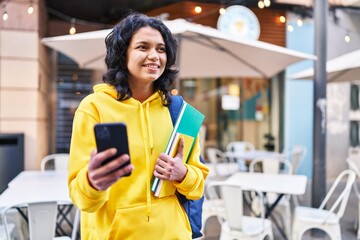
[168,95,204,239]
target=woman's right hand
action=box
[87,148,134,191]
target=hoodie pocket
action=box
[107,196,192,240]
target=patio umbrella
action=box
[41,19,316,79]
[289,48,360,82]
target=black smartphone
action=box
[94,122,131,176]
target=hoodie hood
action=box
[93,83,161,105]
[93,83,118,99]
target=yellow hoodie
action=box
[68,84,209,240]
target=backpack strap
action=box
[169,95,184,125]
[168,95,204,239]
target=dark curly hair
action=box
[102,13,178,106]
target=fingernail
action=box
[111,148,117,154]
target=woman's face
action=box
[126,26,167,87]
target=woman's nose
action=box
[147,49,159,61]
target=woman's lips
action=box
[143,63,160,71]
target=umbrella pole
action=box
[312,1,327,238]
[216,78,222,149]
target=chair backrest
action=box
[226,141,255,171]
[206,180,223,203]
[249,157,293,175]
[205,181,226,225]
[346,158,360,198]
[206,147,238,179]
[206,147,227,165]
[207,181,265,231]
[221,184,244,231]
[40,154,79,240]
[2,201,59,240]
[40,153,70,171]
[319,169,356,221]
[226,141,255,154]
[289,145,307,173]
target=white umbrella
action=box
[41,18,316,79]
[290,48,360,82]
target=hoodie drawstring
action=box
[139,101,153,221]
[145,102,154,153]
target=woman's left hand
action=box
[153,138,187,182]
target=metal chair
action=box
[292,169,356,240]
[249,157,293,239]
[208,181,273,240]
[202,181,227,237]
[1,201,71,240]
[289,145,307,174]
[346,158,360,239]
[40,154,70,171]
[40,154,79,240]
[287,145,307,207]
[226,141,255,171]
[203,148,238,236]
[0,223,15,240]
[206,147,239,180]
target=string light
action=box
[264,0,271,7]
[344,31,351,43]
[2,0,35,20]
[279,15,286,23]
[258,0,265,9]
[258,0,271,8]
[219,7,226,15]
[296,18,303,27]
[3,10,9,21]
[194,6,202,14]
[287,24,294,32]
[69,18,76,35]
[27,1,34,14]
[332,15,352,44]
[2,3,8,21]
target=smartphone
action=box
[94,122,131,176]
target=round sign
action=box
[217,5,261,40]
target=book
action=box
[168,132,194,160]
[151,101,205,198]
[154,132,194,197]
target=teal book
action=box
[151,101,205,197]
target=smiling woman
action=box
[102,14,178,102]
[67,13,209,240]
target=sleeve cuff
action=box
[76,167,109,201]
[173,165,197,192]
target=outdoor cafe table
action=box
[225,172,307,239]
[0,170,71,206]
[0,170,73,236]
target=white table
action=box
[0,170,74,237]
[226,172,307,196]
[0,170,71,207]
[225,172,307,240]
[8,170,68,187]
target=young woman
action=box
[68,13,209,239]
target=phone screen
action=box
[94,122,131,176]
